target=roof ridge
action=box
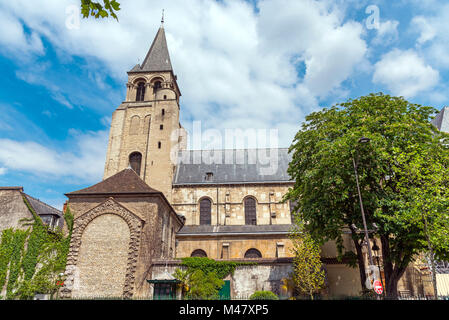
[24,193,62,215]
[66,168,162,196]
[24,193,61,211]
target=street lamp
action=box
[352,137,377,287]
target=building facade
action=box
[61,22,441,299]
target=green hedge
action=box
[249,291,279,300]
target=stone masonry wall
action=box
[0,189,33,231]
[172,184,294,226]
[103,71,182,203]
[176,235,293,260]
[72,213,131,298]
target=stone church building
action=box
[59,22,436,299]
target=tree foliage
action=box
[249,291,279,300]
[289,221,326,299]
[81,0,121,20]
[173,257,254,300]
[284,93,449,298]
[184,270,224,300]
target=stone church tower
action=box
[103,23,186,202]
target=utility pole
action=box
[352,137,378,294]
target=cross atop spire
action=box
[161,9,164,26]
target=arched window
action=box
[136,82,145,101]
[244,248,262,259]
[199,198,211,225]
[191,249,207,257]
[244,197,257,225]
[153,81,162,94]
[129,152,142,176]
[129,115,140,135]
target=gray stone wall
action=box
[0,188,33,231]
[231,263,292,298]
[149,260,293,299]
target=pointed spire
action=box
[432,106,449,133]
[129,17,173,73]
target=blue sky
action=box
[0,0,448,210]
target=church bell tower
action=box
[103,22,185,202]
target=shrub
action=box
[249,291,279,300]
[184,270,224,300]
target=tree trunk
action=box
[352,233,367,291]
[385,275,398,299]
[380,235,397,299]
[380,235,408,299]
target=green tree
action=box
[284,93,449,299]
[184,270,224,300]
[80,0,121,20]
[392,146,449,298]
[289,221,326,300]
[173,268,190,297]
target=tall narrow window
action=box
[244,197,257,225]
[129,152,142,176]
[199,198,212,225]
[136,82,145,101]
[153,81,162,94]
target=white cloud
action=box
[411,4,449,69]
[412,16,436,45]
[372,20,399,45]
[0,9,44,57]
[0,130,108,183]
[0,0,368,147]
[373,49,439,98]
[0,167,7,175]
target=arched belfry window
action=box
[244,197,257,225]
[191,249,207,258]
[153,81,162,94]
[199,198,212,225]
[136,82,145,101]
[129,152,142,176]
[244,248,262,259]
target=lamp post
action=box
[352,137,377,288]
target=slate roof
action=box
[173,148,293,185]
[432,106,449,133]
[66,168,162,195]
[176,224,292,236]
[128,26,173,73]
[23,193,64,229]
